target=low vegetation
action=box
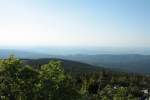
[0,56,150,100]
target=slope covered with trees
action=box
[22,58,105,73]
[0,56,150,100]
[1,49,150,74]
[61,54,150,74]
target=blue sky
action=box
[0,0,149,48]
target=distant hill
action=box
[60,54,150,74]
[22,58,105,73]
[1,49,150,74]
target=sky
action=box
[0,0,150,48]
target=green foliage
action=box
[40,61,65,84]
[0,56,150,100]
[0,56,80,100]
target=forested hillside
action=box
[0,56,150,100]
[61,54,150,74]
[22,58,105,73]
[1,50,150,74]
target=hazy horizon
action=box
[0,0,150,48]
[1,46,150,55]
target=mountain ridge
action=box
[1,49,150,74]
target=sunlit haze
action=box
[0,0,150,48]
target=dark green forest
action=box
[0,56,150,100]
